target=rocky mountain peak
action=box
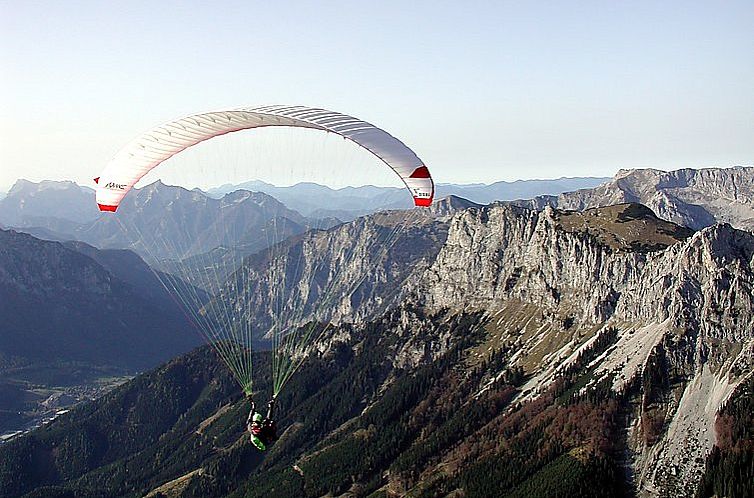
[552,166,754,231]
[219,188,301,220]
[0,179,98,227]
[8,178,89,195]
[427,195,482,218]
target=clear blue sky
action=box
[1,0,753,190]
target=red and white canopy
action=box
[95,105,434,211]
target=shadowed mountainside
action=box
[0,229,200,371]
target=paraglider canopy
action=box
[95,105,434,211]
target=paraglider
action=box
[246,397,277,451]
[95,105,433,450]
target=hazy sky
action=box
[1,0,753,191]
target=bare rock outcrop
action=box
[520,166,754,231]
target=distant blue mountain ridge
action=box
[0,176,610,228]
[205,176,610,218]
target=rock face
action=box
[224,199,751,496]
[412,201,753,497]
[222,211,450,334]
[520,166,754,231]
[216,195,474,335]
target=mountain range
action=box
[205,177,609,219]
[214,167,754,341]
[0,181,312,262]
[0,166,751,497]
[0,176,608,293]
[1,176,609,233]
[0,206,750,496]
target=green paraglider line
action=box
[113,197,423,401]
[94,105,434,400]
[116,216,255,394]
[103,128,431,400]
[270,206,422,397]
